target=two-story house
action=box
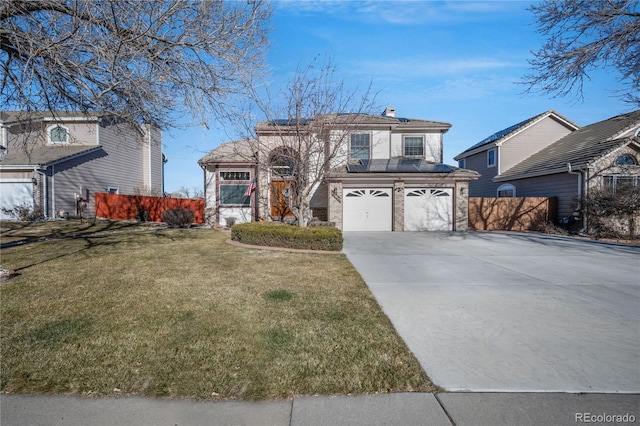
[0,112,164,220]
[455,110,640,231]
[199,107,478,231]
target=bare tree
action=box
[582,185,640,239]
[243,56,377,227]
[523,0,640,106]
[1,0,271,130]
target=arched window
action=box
[615,154,638,166]
[269,147,296,177]
[48,124,69,144]
[497,184,516,197]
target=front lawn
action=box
[0,223,436,400]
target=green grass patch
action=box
[0,225,436,400]
[231,222,343,251]
[264,289,294,302]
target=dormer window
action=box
[48,124,69,144]
[615,154,637,166]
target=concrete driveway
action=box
[342,231,640,393]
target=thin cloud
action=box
[274,0,515,25]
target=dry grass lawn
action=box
[0,221,437,400]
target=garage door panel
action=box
[405,188,452,231]
[343,188,392,231]
[0,182,34,220]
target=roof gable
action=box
[198,139,256,165]
[455,110,578,159]
[496,110,640,181]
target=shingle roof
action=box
[1,144,103,166]
[198,139,257,165]
[256,113,451,132]
[496,110,640,181]
[0,111,101,124]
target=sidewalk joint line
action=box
[434,393,456,426]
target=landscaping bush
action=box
[231,222,343,251]
[161,208,195,228]
[1,203,45,222]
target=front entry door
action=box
[271,181,294,219]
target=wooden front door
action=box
[271,181,294,219]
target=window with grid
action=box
[220,171,250,181]
[48,125,69,144]
[350,133,370,160]
[604,175,639,194]
[404,136,424,157]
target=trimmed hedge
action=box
[231,222,343,251]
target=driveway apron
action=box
[342,231,640,392]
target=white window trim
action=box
[403,135,425,157]
[47,124,70,144]
[497,184,516,197]
[487,148,496,168]
[349,133,371,161]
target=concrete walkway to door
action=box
[342,231,640,393]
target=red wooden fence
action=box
[95,192,205,224]
[468,197,557,231]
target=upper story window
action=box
[615,154,638,166]
[458,158,466,169]
[48,124,69,144]
[350,133,370,160]
[404,136,424,157]
[497,184,516,197]
[487,148,496,168]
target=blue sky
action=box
[162,0,632,194]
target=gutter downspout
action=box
[567,162,587,234]
[34,166,48,218]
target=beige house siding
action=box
[498,117,573,174]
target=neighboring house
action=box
[455,110,640,230]
[199,107,479,231]
[0,112,164,220]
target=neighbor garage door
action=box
[0,181,34,220]
[343,188,392,231]
[404,188,453,231]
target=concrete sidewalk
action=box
[1,392,638,425]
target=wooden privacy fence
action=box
[95,192,205,224]
[468,197,557,231]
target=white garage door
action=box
[343,188,392,231]
[0,181,34,220]
[404,188,453,231]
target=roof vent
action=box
[382,106,396,117]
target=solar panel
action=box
[347,159,453,173]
